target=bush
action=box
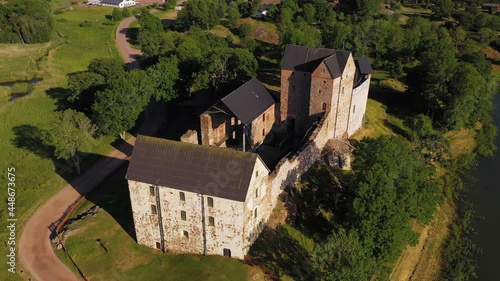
[79,21,93,28]
[238,22,253,38]
[112,8,123,22]
[122,8,131,18]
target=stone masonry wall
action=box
[310,62,335,121]
[333,54,357,139]
[348,75,371,136]
[280,69,312,135]
[249,105,275,147]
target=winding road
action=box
[19,14,153,281]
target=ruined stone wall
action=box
[200,114,212,146]
[310,62,334,121]
[249,104,275,147]
[266,111,332,218]
[280,69,312,135]
[348,75,371,136]
[333,55,357,139]
[200,113,229,146]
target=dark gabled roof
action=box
[103,0,124,4]
[126,136,259,202]
[281,45,353,78]
[355,57,373,75]
[221,78,275,126]
[281,45,336,72]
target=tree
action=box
[238,22,253,38]
[407,28,457,119]
[147,56,180,101]
[432,0,453,18]
[92,70,153,138]
[176,0,219,30]
[67,71,105,112]
[138,12,164,33]
[353,0,381,18]
[45,110,96,175]
[122,8,131,18]
[313,230,376,281]
[87,58,125,80]
[351,136,441,263]
[251,0,263,15]
[163,0,177,10]
[0,0,53,43]
[227,2,241,28]
[303,3,316,25]
[112,8,123,22]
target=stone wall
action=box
[128,157,271,259]
[249,105,275,147]
[310,62,335,121]
[280,69,312,135]
[333,54,357,139]
[348,75,371,136]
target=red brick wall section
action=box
[310,62,335,121]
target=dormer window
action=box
[322,103,327,111]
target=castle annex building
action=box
[126,45,372,259]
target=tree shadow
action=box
[248,226,312,280]
[84,165,137,240]
[46,87,73,111]
[12,124,54,159]
[126,27,139,46]
[283,163,344,239]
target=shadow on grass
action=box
[283,164,344,239]
[12,124,54,159]
[84,165,137,241]
[249,226,312,280]
[126,27,139,46]
[46,87,73,111]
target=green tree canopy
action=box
[351,136,441,263]
[92,70,153,138]
[45,110,96,175]
[313,230,376,281]
[0,0,53,43]
[176,0,219,30]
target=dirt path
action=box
[18,14,159,281]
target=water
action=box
[0,78,42,101]
[471,93,500,281]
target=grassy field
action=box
[0,3,126,280]
[240,18,279,44]
[55,166,264,281]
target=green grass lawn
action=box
[56,166,264,281]
[0,3,127,280]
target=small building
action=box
[88,0,136,8]
[200,78,276,150]
[126,136,270,259]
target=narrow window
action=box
[181,211,186,221]
[263,114,266,121]
[256,170,259,177]
[207,197,214,208]
[319,90,322,94]
[179,192,185,201]
[342,87,345,95]
[353,105,356,114]
[209,216,215,226]
[262,128,265,136]
[322,103,327,111]
[232,131,236,139]
[255,188,259,198]
[254,208,258,219]
[323,80,326,84]
[151,204,157,215]
[183,231,189,239]
[155,242,161,249]
[223,248,231,257]
[231,117,235,125]
[149,186,155,196]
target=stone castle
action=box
[126,45,372,259]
